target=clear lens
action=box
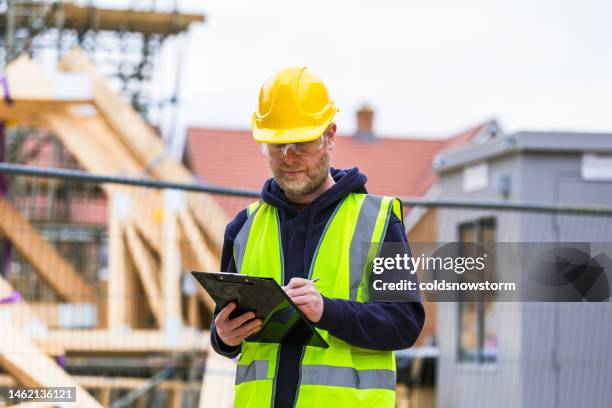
[265,135,326,157]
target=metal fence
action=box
[0,162,611,408]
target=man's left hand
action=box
[283,277,324,323]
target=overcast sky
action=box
[146,0,612,140]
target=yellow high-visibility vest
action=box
[232,192,403,407]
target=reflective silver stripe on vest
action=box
[233,205,261,273]
[301,365,396,390]
[235,360,269,385]
[349,195,385,301]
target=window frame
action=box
[456,217,497,364]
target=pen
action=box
[311,277,320,283]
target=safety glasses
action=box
[261,132,328,158]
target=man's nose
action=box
[282,147,299,164]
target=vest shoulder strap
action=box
[356,193,403,224]
[246,200,262,217]
[391,197,403,224]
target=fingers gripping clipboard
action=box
[191,272,329,348]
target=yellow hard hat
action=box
[252,67,338,144]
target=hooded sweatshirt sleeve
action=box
[316,213,425,350]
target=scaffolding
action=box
[0,0,203,116]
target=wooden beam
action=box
[2,55,92,111]
[107,192,126,330]
[170,389,183,408]
[32,339,65,357]
[177,211,218,273]
[0,278,64,357]
[129,188,163,255]
[62,3,204,34]
[0,3,204,37]
[136,396,148,408]
[4,56,53,101]
[0,197,95,303]
[161,203,183,332]
[0,320,102,407]
[187,294,201,330]
[0,276,47,331]
[125,223,164,326]
[42,329,209,354]
[42,110,140,175]
[177,210,217,313]
[107,191,141,330]
[187,194,227,253]
[0,103,52,127]
[177,226,207,329]
[17,302,60,328]
[99,388,110,407]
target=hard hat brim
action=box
[252,121,332,144]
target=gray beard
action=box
[273,153,330,197]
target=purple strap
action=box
[0,120,9,278]
[0,290,22,304]
[0,75,13,104]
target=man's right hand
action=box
[215,302,263,347]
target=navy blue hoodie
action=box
[210,167,425,407]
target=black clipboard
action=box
[191,272,329,348]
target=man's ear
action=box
[326,122,337,151]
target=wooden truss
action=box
[1,52,225,330]
[0,50,235,406]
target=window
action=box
[457,218,497,363]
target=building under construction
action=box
[0,1,236,406]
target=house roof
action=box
[435,130,612,173]
[185,121,492,215]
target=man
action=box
[210,67,424,407]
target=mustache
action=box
[280,168,306,173]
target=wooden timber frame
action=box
[0,51,236,406]
[1,53,224,330]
